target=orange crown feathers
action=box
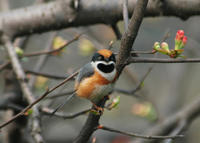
[97,49,113,58]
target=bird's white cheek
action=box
[101,69,116,81]
[91,62,116,81]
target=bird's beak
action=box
[104,58,109,63]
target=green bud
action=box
[161,42,170,54]
[15,47,24,57]
[110,96,120,109]
[153,42,161,51]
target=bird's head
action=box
[91,49,116,77]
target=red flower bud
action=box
[175,30,184,41]
[182,36,187,45]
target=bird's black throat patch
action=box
[97,63,114,73]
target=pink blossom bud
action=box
[175,30,184,41]
[182,36,187,45]
[161,42,170,53]
[153,42,160,51]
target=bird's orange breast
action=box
[75,70,110,99]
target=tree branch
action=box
[123,0,129,31]
[116,0,148,75]
[2,36,44,143]
[73,97,108,143]
[41,107,90,119]
[23,34,80,57]
[128,57,200,64]
[25,69,69,80]
[0,0,200,39]
[114,66,153,97]
[97,125,183,140]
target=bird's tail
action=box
[50,91,76,116]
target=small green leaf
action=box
[24,109,33,116]
[108,96,120,109]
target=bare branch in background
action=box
[2,36,44,143]
[128,57,200,64]
[116,0,148,75]
[123,0,129,31]
[115,66,153,97]
[0,0,200,39]
[131,50,155,55]
[25,69,69,80]
[41,107,91,119]
[163,120,186,143]
[97,125,183,139]
[23,34,81,57]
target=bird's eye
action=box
[109,54,116,62]
[97,55,104,61]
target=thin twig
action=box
[23,34,81,57]
[163,120,186,143]
[25,69,69,80]
[128,57,200,64]
[115,66,153,96]
[41,107,91,119]
[98,125,183,140]
[131,50,155,55]
[123,0,129,31]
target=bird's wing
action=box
[76,63,94,83]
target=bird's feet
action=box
[91,103,104,115]
[90,95,110,115]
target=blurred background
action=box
[0,0,200,143]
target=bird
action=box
[75,49,117,107]
[51,49,117,115]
